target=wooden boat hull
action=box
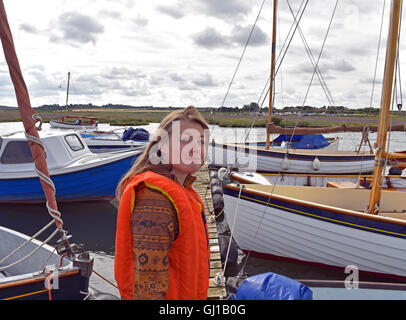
[50,120,97,130]
[209,142,375,174]
[223,184,406,280]
[0,151,139,203]
[0,226,89,300]
[0,269,84,300]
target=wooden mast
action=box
[266,0,278,149]
[367,0,402,215]
[65,71,70,112]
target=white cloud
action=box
[0,0,401,109]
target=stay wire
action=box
[287,0,335,107]
[370,0,387,108]
[243,0,309,143]
[220,0,267,109]
[286,0,339,149]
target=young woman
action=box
[114,106,210,300]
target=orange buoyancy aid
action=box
[114,170,210,300]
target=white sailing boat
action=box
[209,0,405,175]
[222,0,406,281]
[49,72,99,130]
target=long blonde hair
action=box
[116,106,209,199]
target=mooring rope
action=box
[0,220,55,267]
[214,184,243,287]
[0,228,59,272]
[0,117,69,272]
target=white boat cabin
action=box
[0,130,91,173]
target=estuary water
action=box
[0,122,405,298]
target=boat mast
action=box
[0,0,73,254]
[367,0,402,215]
[266,0,278,149]
[65,71,70,112]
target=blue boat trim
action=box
[0,154,139,203]
[88,145,137,150]
[224,186,406,239]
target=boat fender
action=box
[236,272,313,300]
[209,170,219,180]
[212,193,224,215]
[218,167,228,181]
[219,235,238,265]
[312,157,321,170]
[216,220,231,236]
[211,184,224,197]
[282,156,290,170]
[211,177,221,187]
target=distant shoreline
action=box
[0,108,404,128]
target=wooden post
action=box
[266,0,278,149]
[367,0,402,214]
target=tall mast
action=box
[266,0,278,149]
[0,0,73,254]
[367,0,402,215]
[65,71,70,112]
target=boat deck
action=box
[193,165,227,300]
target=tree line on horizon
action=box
[0,101,404,115]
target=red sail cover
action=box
[0,1,62,229]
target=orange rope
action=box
[46,269,52,300]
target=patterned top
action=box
[130,170,196,300]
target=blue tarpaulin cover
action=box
[236,272,313,300]
[122,127,150,141]
[273,134,329,149]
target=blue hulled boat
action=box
[80,127,149,153]
[0,130,141,203]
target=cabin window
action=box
[1,141,34,164]
[65,134,84,151]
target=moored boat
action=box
[209,141,376,174]
[50,115,99,130]
[221,0,406,282]
[80,127,149,153]
[0,0,118,300]
[0,130,141,202]
[0,226,94,300]
[223,183,406,280]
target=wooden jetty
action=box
[193,165,227,300]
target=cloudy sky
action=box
[0,0,404,109]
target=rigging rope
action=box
[214,184,243,287]
[370,0,387,108]
[243,0,309,143]
[286,0,335,107]
[220,0,267,109]
[0,0,73,273]
[286,0,339,150]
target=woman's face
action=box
[161,119,207,174]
